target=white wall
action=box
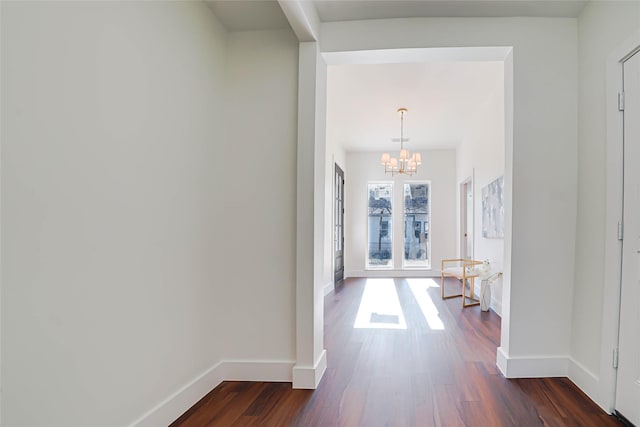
[294,41,328,389]
[321,17,578,372]
[1,2,228,425]
[1,2,301,425]
[456,76,505,315]
[322,105,347,295]
[345,150,457,276]
[221,29,298,362]
[571,0,640,409]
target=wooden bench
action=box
[441,258,483,308]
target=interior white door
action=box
[466,182,473,258]
[461,179,473,259]
[616,49,640,426]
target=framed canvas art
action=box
[482,176,504,239]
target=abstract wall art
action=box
[482,176,504,239]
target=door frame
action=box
[333,162,345,289]
[615,47,640,424]
[600,32,640,413]
[460,176,474,259]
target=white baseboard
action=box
[490,297,502,317]
[345,269,440,278]
[131,359,295,427]
[131,361,225,427]
[292,349,327,389]
[323,281,333,296]
[568,357,607,413]
[224,359,295,382]
[496,346,509,376]
[496,347,568,378]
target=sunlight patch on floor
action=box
[406,278,445,330]
[354,279,407,329]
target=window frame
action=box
[402,181,431,270]
[366,181,394,270]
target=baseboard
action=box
[292,349,327,389]
[568,357,607,413]
[131,361,225,427]
[496,346,509,376]
[490,297,502,317]
[345,269,440,278]
[496,347,568,378]
[131,359,295,427]
[323,281,333,296]
[224,359,295,382]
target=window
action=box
[380,221,389,237]
[367,183,393,268]
[403,183,430,268]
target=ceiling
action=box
[314,0,588,21]
[205,1,290,31]
[327,61,504,152]
[206,0,588,32]
[205,0,578,153]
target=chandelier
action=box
[381,108,422,176]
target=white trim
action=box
[277,0,319,42]
[224,360,295,382]
[322,47,513,65]
[130,362,225,427]
[460,176,473,260]
[496,346,509,376]
[323,281,333,296]
[600,29,640,414]
[365,181,394,270]
[130,359,295,427]
[568,357,606,413]
[346,269,440,278]
[401,180,432,270]
[490,297,502,317]
[496,347,568,378]
[292,349,327,389]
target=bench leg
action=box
[441,275,462,299]
[462,277,480,307]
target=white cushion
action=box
[442,266,479,278]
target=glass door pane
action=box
[367,183,393,268]
[403,183,430,268]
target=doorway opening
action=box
[460,176,474,260]
[295,45,514,389]
[334,163,345,290]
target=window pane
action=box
[404,183,430,268]
[368,183,393,268]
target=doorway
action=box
[294,46,513,389]
[334,163,345,290]
[460,177,474,260]
[615,48,640,426]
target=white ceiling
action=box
[205,1,290,31]
[326,61,504,152]
[205,0,572,153]
[206,0,588,32]
[314,0,588,22]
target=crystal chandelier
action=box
[381,108,422,176]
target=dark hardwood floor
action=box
[171,277,622,426]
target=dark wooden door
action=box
[334,164,345,289]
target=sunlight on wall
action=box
[354,279,407,329]
[406,278,445,330]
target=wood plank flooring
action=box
[171,277,622,426]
